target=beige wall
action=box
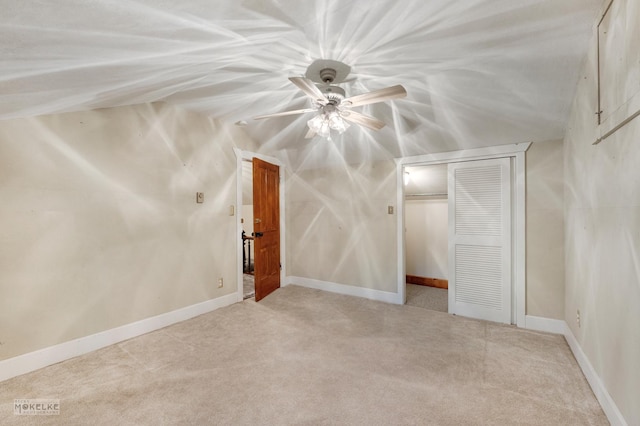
[286,160,397,292]
[405,199,448,280]
[286,145,570,319]
[563,0,640,423]
[526,140,565,319]
[0,102,252,361]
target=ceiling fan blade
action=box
[289,77,328,105]
[341,110,386,131]
[342,85,407,108]
[253,108,317,120]
[304,128,317,139]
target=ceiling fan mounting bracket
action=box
[305,59,351,84]
[319,68,337,83]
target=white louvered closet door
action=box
[448,158,512,324]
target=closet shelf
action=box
[405,193,448,197]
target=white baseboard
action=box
[0,286,628,426]
[524,315,566,334]
[0,293,238,383]
[524,316,627,425]
[563,324,627,426]
[284,276,401,304]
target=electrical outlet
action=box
[218,278,223,288]
[577,309,581,328]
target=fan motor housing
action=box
[319,85,345,104]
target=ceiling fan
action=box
[253,60,407,139]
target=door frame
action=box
[395,142,531,326]
[234,148,286,303]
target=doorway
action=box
[241,160,255,299]
[404,164,449,313]
[396,143,529,326]
[404,159,512,322]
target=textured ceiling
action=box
[1,0,602,168]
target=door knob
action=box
[254,232,264,237]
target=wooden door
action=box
[448,158,512,324]
[252,158,280,301]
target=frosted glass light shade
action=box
[307,110,350,138]
[328,112,349,133]
[317,121,331,138]
[307,115,325,132]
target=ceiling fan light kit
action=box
[253,60,406,140]
[307,108,350,139]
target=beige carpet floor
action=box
[405,284,448,312]
[243,273,255,299]
[0,285,607,425]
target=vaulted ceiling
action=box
[1,0,602,167]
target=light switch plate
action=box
[196,192,204,203]
[388,205,394,214]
